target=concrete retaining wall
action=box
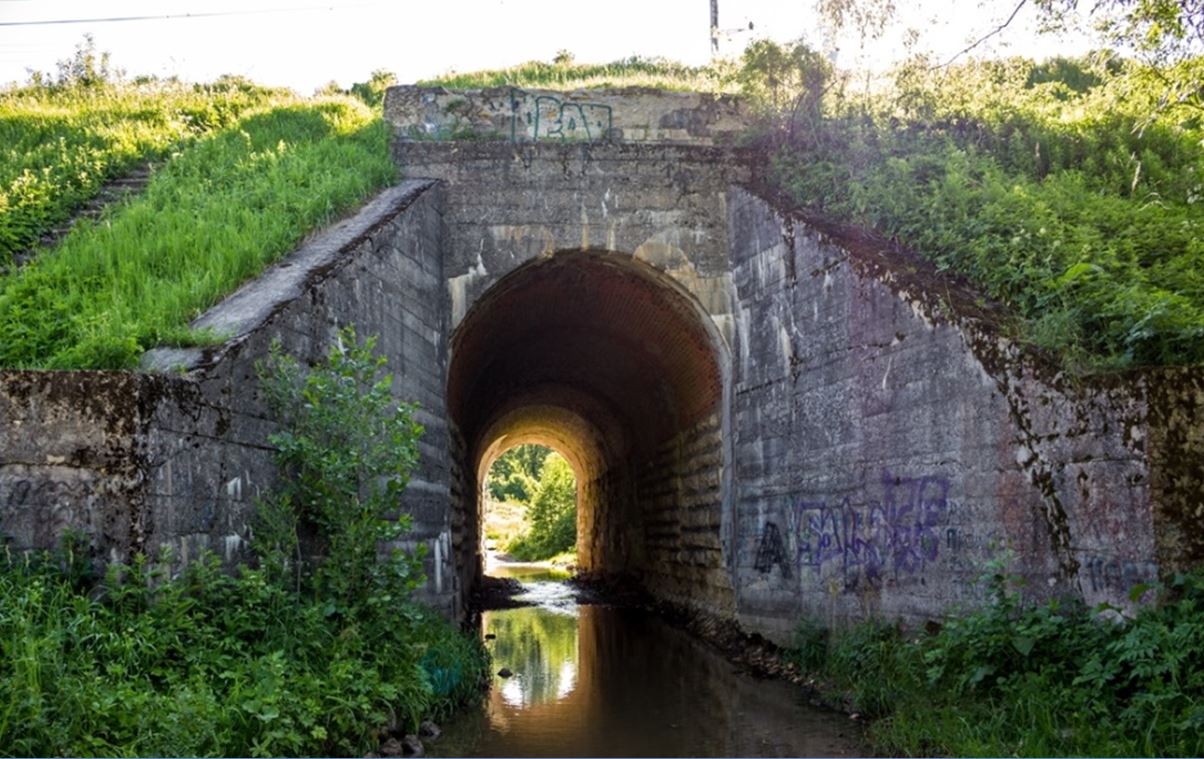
[727,187,1201,639]
[0,181,459,613]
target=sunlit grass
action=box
[422,56,739,93]
[0,79,285,263]
[0,95,396,369]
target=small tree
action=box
[349,69,398,108]
[736,39,834,138]
[254,327,424,612]
[54,34,117,88]
[526,454,577,556]
[505,452,577,560]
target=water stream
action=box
[431,562,864,757]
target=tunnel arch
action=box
[447,249,735,610]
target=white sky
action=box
[0,0,1096,91]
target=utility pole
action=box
[710,0,719,57]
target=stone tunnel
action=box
[2,85,1202,641]
[448,251,732,610]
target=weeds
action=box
[754,46,1204,369]
[789,570,1204,756]
[422,55,737,93]
[0,95,396,369]
[0,330,489,756]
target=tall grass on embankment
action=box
[0,77,282,264]
[786,570,1204,757]
[763,52,1204,369]
[0,95,396,369]
[422,55,738,92]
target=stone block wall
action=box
[726,187,1201,640]
[0,181,458,613]
[634,413,734,615]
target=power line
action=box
[0,3,375,27]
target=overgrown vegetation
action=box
[422,53,738,93]
[0,36,285,266]
[0,329,488,756]
[788,567,1204,757]
[483,445,577,562]
[0,89,395,369]
[742,40,1204,369]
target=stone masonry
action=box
[1,86,1201,640]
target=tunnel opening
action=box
[480,443,578,569]
[447,250,733,612]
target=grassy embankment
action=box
[765,54,1204,369]
[0,80,395,369]
[0,77,281,265]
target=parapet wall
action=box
[0,181,458,613]
[384,85,746,145]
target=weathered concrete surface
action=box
[397,139,747,611]
[3,87,1201,642]
[1,180,458,614]
[725,188,1201,639]
[385,85,746,145]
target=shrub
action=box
[0,329,489,756]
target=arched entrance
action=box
[447,250,733,611]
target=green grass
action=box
[0,78,283,265]
[421,55,738,93]
[0,94,396,369]
[0,546,488,757]
[787,570,1204,757]
[769,53,1204,369]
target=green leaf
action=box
[1012,635,1035,657]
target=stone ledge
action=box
[141,180,436,373]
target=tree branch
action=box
[935,0,1030,68]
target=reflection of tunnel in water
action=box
[447,251,733,605]
[433,600,862,757]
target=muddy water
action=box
[432,564,864,757]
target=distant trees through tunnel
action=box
[483,444,578,564]
[447,250,735,611]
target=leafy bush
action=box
[255,328,423,610]
[789,570,1204,756]
[0,330,489,756]
[503,452,578,562]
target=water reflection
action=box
[487,606,578,708]
[434,577,863,758]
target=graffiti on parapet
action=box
[509,88,613,142]
[753,469,953,586]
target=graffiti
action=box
[1083,555,1158,594]
[753,521,791,577]
[510,89,613,142]
[790,470,952,585]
